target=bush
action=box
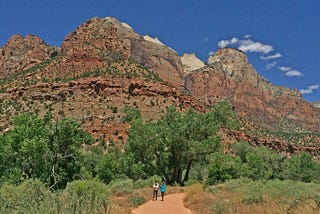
[61,180,110,214]
[135,175,162,189]
[130,195,145,207]
[281,152,320,182]
[222,178,320,208]
[0,179,53,213]
[107,179,134,195]
[0,179,111,214]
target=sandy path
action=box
[131,193,192,214]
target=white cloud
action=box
[216,35,304,78]
[265,62,277,70]
[217,37,273,54]
[278,66,291,72]
[285,70,303,77]
[278,66,303,77]
[238,39,273,54]
[204,37,208,43]
[208,51,215,56]
[217,40,231,48]
[300,84,320,94]
[230,37,239,44]
[260,53,282,60]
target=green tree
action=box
[96,154,116,184]
[207,152,244,184]
[231,142,285,180]
[0,113,93,189]
[126,102,239,185]
[281,152,318,182]
[212,101,240,130]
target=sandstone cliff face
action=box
[2,74,205,144]
[220,128,320,159]
[186,48,320,132]
[181,53,205,73]
[0,17,319,152]
[0,34,58,78]
[61,17,184,87]
[313,102,320,108]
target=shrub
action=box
[61,180,110,214]
[129,195,145,207]
[107,179,134,195]
[0,179,52,213]
[135,175,162,189]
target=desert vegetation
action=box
[1,102,320,213]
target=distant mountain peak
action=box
[143,35,165,46]
[313,102,320,108]
[181,53,205,73]
[1,16,319,134]
[0,33,57,78]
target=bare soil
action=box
[131,193,192,214]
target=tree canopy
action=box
[0,113,93,189]
[125,101,239,185]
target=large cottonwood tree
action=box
[126,101,239,185]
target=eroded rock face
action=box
[0,34,58,78]
[181,53,205,73]
[313,102,320,108]
[1,17,319,148]
[3,75,205,144]
[220,128,320,159]
[61,17,184,87]
[185,48,320,132]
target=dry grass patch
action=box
[184,183,215,214]
[183,180,320,214]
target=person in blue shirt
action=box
[159,179,167,201]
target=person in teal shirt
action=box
[160,180,167,201]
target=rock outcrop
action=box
[313,102,320,108]
[185,48,320,132]
[61,17,184,87]
[0,16,319,150]
[143,35,165,46]
[181,53,205,73]
[0,34,58,78]
[220,128,320,159]
[2,74,205,144]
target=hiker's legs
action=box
[161,191,164,200]
[154,190,158,200]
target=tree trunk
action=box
[182,160,192,185]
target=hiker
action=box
[153,180,159,200]
[160,179,167,201]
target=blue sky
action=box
[1,0,319,102]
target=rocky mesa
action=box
[185,48,320,132]
[61,17,184,88]
[0,16,319,153]
[0,34,59,78]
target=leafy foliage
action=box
[62,180,110,213]
[125,101,239,185]
[0,179,110,214]
[207,141,320,184]
[0,113,93,189]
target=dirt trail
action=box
[131,193,192,214]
